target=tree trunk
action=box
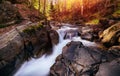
[38,0,41,11]
[43,0,46,15]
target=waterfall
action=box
[14,25,96,76]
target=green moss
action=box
[112,10,120,17]
[86,19,99,25]
[0,24,6,28]
[114,10,120,14]
[35,23,44,30]
[23,26,36,35]
[23,23,44,34]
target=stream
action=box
[14,25,97,76]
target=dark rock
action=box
[99,18,110,29]
[108,46,120,57]
[0,35,24,76]
[50,41,120,76]
[0,23,59,75]
[108,20,116,25]
[79,26,95,41]
[49,30,59,45]
[50,41,103,76]
[0,1,21,25]
[81,32,94,41]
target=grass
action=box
[114,10,120,14]
[86,19,99,25]
[112,10,120,18]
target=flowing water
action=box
[14,25,96,76]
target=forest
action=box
[0,0,120,76]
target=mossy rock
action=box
[99,22,120,46]
[23,23,44,35]
[23,25,36,34]
[35,23,44,30]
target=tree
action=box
[43,0,46,14]
[49,1,56,20]
[38,0,41,11]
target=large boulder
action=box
[99,22,120,47]
[50,41,104,76]
[23,25,59,56]
[0,33,24,76]
[0,23,59,75]
[50,41,120,76]
[96,58,120,76]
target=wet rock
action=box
[99,22,120,47]
[23,25,59,56]
[79,26,95,41]
[49,30,59,45]
[0,23,58,75]
[0,34,24,76]
[99,18,109,29]
[50,41,103,76]
[81,32,94,41]
[96,58,120,76]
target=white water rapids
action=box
[14,25,96,76]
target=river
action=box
[14,25,96,76]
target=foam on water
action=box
[14,26,96,76]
